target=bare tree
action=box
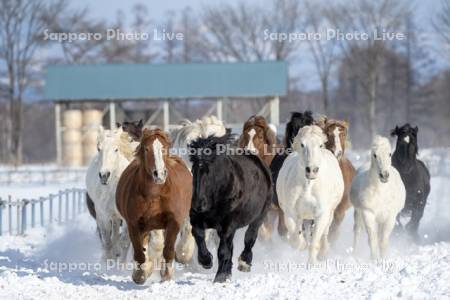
[433,0,450,52]
[304,0,338,114]
[329,0,410,139]
[0,0,51,164]
[42,0,107,63]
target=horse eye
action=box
[373,154,377,158]
[115,148,118,152]
[301,143,305,148]
[320,144,324,148]
[389,153,392,157]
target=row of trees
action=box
[1,0,449,163]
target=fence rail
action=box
[0,188,86,236]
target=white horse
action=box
[351,136,405,259]
[276,125,344,264]
[86,127,133,261]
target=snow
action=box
[1,150,450,299]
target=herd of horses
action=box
[85,112,430,284]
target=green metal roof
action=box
[44,61,288,101]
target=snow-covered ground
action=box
[1,152,450,299]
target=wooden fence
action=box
[0,188,86,236]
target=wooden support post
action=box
[269,96,280,126]
[55,103,62,165]
[40,198,44,227]
[109,102,116,129]
[21,200,27,235]
[58,192,62,225]
[65,190,69,221]
[217,99,223,120]
[31,200,36,228]
[8,195,12,235]
[163,100,169,131]
[16,201,21,235]
[49,194,54,223]
[72,189,76,219]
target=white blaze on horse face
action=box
[152,138,167,184]
[333,127,343,158]
[404,135,410,144]
[246,128,257,153]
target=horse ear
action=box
[390,126,399,137]
[116,122,121,128]
[414,126,418,134]
[142,128,151,137]
[343,119,349,128]
[138,119,144,128]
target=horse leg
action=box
[110,217,122,259]
[119,222,131,263]
[97,217,113,261]
[175,218,195,264]
[277,207,288,237]
[318,211,334,260]
[329,203,346,244]
[362,212,379,260]
[258,211,274,241]
[406,197,425,242]
[160,222,179,282]
[129,225,149,285]
[191,225,213,269]
[148,230,164,271]
[308,214,330,264]
[353,209,363,254]
[238,217,264,272]
[379,218,396,258]
[214,225,236,283]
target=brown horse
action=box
[317,117,356,243]
[239,115,286,239]
[116,128,193,284]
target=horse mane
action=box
[285,111,314,148]
[292,125,327,152]
[372,135,391,153]
[316,116,349,131]
[97,127,136,161]
[189,134,233,163]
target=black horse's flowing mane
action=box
[189,133,233,163]
[285,111,314,148]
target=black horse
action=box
[391,124,430,242]
[189,134,273,283]
[270,111,314,208]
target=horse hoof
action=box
[132,269,147,285]
[213,272,231,283]
[198,252,213,269]
[237,258,251,272]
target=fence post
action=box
[40,197,44,227]
[72,189,76,219]
[31,200,36,228]
[77,190,82,213]
[58,191,62,225]
[21,199,28,235]
[16,200,21,235]
[49,194,54,223]
[8,195,12,235]
[0,197,3,236]
[65,189,69,221]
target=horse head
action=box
[391,123,419,159]
[137,128,170,185]
[317,117,349,159]
[117,119,144,142]
[285,111,315,149]
[371,136,392,183]
[239,115,277,159]
[97,126,127,185]
[293,125,327,180]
